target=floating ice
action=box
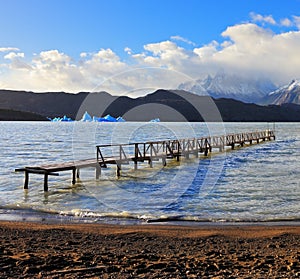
[150,118,160,122]
[80,111,93,122]
[103,114,117,122]
[80,112,126,122]
[51,115,74,122]
[116,116,126,122]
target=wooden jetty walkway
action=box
[15,130,275,191]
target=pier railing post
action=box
[177,140,180,161]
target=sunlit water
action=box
[0,121,299,224]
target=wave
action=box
[1,207,300,225]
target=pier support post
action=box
[96,164,101,179]
[231,143,235,150]
[72,168,76,184]
[116,164,121,177]
[134,160,138,170]
[148,159,153,168]
[204,148,209,156]
[24,171,29,190]
[162,157,167,167]
[77,169,80,179]
[44,173,48,192]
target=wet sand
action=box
[1,221,300,278]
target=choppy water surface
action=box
[0,121,299,224]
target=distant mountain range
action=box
[178,72,277,104]
[1,88,300,122]
[263,79,300,105]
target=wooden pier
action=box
[15,130,275,191]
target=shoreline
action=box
[2,219,300,236]
[2,208,300,226]
[1,221,300,278]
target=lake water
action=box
[0,121,299,224]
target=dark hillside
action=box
[0,89,300,121]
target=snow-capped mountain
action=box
[266,79,300,105]
[177,78,208,96]
[178,72,276,103]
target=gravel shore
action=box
[1,221,300,278]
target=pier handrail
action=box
[96,130,275,164]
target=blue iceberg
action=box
[116,116,126,122]
[51,115,73,122]
[150,118,160,122]
[80,111,93,122]
[49,111,127,122]
[89,114,126,122]
[103,114,117,122]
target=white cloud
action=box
[220,23,273,52]
[132,23,300,85]
[280,18,293,27]
[82,49,127,78]
[293,15,300,29]
[4,52,24,60]
[170,35,196,46]
[37,50,71,64]
[80,52,88,58]
[142,41,192,66]
[250,12,276,25]
[1,21,300,93]
[193,41,219,59]
[0,47,20,52]
[213,24,300,83]
[124,47,132,54]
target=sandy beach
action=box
[0,221,300,278]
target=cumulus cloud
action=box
[80,52,88,58]
[4,52,24,60]
[0,47,20,52]
[215,23,300,82]
[250,12,300,29]
[141,40,193,70]
[193,41,219,59]
[133,23,300,85]
[1,17,300,93]
[250,12,276,25]
[36,50,71,64]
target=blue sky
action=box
[0,0,300,93]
